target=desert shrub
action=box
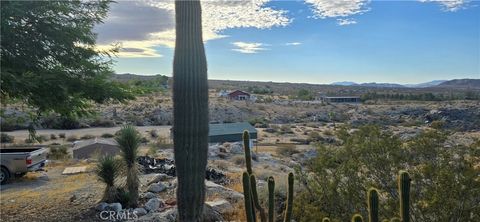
[48,145,69,160]
[90,118,115,127]
[66,135,78,142]
[307,131,323,143]
[430,120,445,129]
[276,144,299,156]
[42,116,81,129]
[280,124,293,134]
[101,133,115,138]
[152,136,172,149]
[232,155,245,166]
[59,133,66,139]
[150,129,158,138]
[323,129,334,136]
[50,134,57,140]
[294,125,480,222]
[140,137,149,144]
[37,135,49,143]
[80,134,95,140]
[24,138,35,143]
[1,133,14,143]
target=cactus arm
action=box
[173,0,209,221]
[352,214,364,222]
[243,130,253,174]
[368,188,379,222]
[250,174,267,222]
[243,172,255,222]
[399,171,411,222]
[268,176,275,222]
[283,172,294,222]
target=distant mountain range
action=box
[330,79,480,88]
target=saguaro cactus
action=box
[398,171,411,222]
[390,218,401,222]
[352,214,364,222]
[368,188,379,222]
[243,130,253,174]
[322,218,331,222]
[284,172,294,222]
[173,0,209,221]
[268,176,275,222]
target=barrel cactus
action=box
[172,0,209,220]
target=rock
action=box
[142,192,157,199]
[229,142,243,154]
[148,182,167,193]
[144,198,163,212]
[206,199,233,214]
[70,194,77,202]
[147,173,169,185]
[136,208,177,222]
[95,202,108,211]
[203,204,225,221]
[205,180,244,203]
[105,202,122,212]
[133,208,148,217]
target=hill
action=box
[436,79,480,88]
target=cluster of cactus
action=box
[322,171,411,222]
[242,131,294,222]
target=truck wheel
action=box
[1,167,10,185]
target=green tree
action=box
[294,125,480,221]
[1,1,133,116]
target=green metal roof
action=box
[208,122,257,143]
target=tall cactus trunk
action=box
[173,0,209,221]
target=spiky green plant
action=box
[284,172,294,222]
[243,172,255,222]
[398,171,411,222]
[95,155,119,203]
[172,0,209,220]
[115,125,141,207]
[352,214,364,222]
[368,188,379,222]
[268,176,275,222]
[250,174,266,222]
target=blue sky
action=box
[96,0,480,84]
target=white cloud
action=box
[285,42,302,46]
[95,0,291,57]
[337,18,357,26]
[304,0,370,18]
[419,0,470,11]
[232,42,268,53]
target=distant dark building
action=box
[208,122,257,145]
[228,90,251,101]
[320,96,361,103]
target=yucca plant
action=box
[115,125,142,207]
[95,155,119,203]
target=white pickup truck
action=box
[0,147,47,184]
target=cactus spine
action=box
[284,172,294,222]
[268,176,275,222]
[250,174,267,222]
[398,171,411,222]
[173,0,209,221]
[352,214,364,222]
[368,188,379,222]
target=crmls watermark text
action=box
[99,211,138,221]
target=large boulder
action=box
[148,182,167,193]
[206,199,233,215]
[229,142,243,154]
[144,198,163,212]
[135,208,177,222]
[133,208,148,217]
[95,202,108,211]
[205,180,244,203]
[147,173,170,186]
[141,192,157,199]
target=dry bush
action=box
[66,135,78,142]
[323,129,334,136]
[80,134,95,140]
[232,155,245,166]
[276,144,299,156]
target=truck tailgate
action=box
[28,148,47,168]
